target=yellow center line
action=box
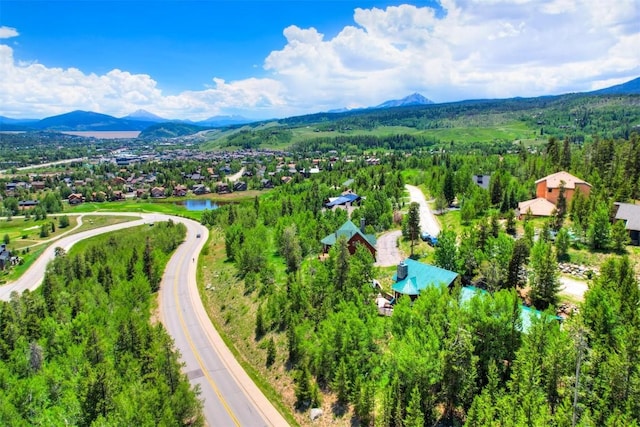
[172,246,241,427]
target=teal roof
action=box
[391,259,458,296]
[321,220,377,247]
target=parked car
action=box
[420,231,438,246]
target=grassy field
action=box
[62,192,263,221]
[201,119,545,150]
[0,214,137,283]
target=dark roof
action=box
[320,220,376,247]
[391,258,458,296]
[473,174,491,190]
[325,193,360,207]
[614,202,640,231]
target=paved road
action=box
[0,212,288,427]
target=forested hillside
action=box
[0,221,203,425]
[198,131,640,426]
[202,93,640,150]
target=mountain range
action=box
[1,77,638,133]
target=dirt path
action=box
[558,275,589,300]
[227,166,245,182]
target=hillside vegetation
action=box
[200,94,640,151]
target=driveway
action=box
[374,185,441,267]
[375,230,403,267]
[405,184,441,236]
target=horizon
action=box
[1,0,639,121]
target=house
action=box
[233,181,247,192]
[261,179,274,189]
[472,174,491,190]
[517,171,591,219]
[325,191,361,208]
[18,200,39,210]
[391,258,459,300]
[91,191,107,202]
[320,219,377,260]
[613,202,640,245]
[173,184,188,197]
[535,171,591,205]
[31,181,46,191]
[192,184,210,195]
[68,193,84,205]
[111,190,125,201]
[0,244,11,270]
[517,197,557,219]
[150,187,166,198]
[216,182,230,194]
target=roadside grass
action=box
[197,228,299,427]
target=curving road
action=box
[0,212,288,427]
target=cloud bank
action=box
[0,0,638,120]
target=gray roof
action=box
[614,202,640,231]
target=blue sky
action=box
[1,0,638,120]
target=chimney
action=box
[360,217,366,233]
[397,261,408,281]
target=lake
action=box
[180,199,219,211]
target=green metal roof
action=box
[391,259,458,296]
[321,220,377,247]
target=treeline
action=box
[0,221,203,425]
[275,93,639,143]
[0,132,100,169]
[291,134,439,154]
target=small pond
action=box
[179,199,220,211]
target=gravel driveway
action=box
[374,185,442,267]
[405,184,441,236]
[375,230,403,267]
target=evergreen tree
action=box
[443,170,455,206]
[528,239,560,310]
[404,385,425,427]
[587,202,611,250]
[610,220,630,253]
[407,202,421,257]
[434,229,458,272]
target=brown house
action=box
[173,184,188,197]
[68,193,84,205]
[216,182,230,194]
[518,171,591,219]
[320,219,377,260]
[150,187,166,198]
[535,171,591,205]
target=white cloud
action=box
[0,26,19,39]
[0,1,638,120]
